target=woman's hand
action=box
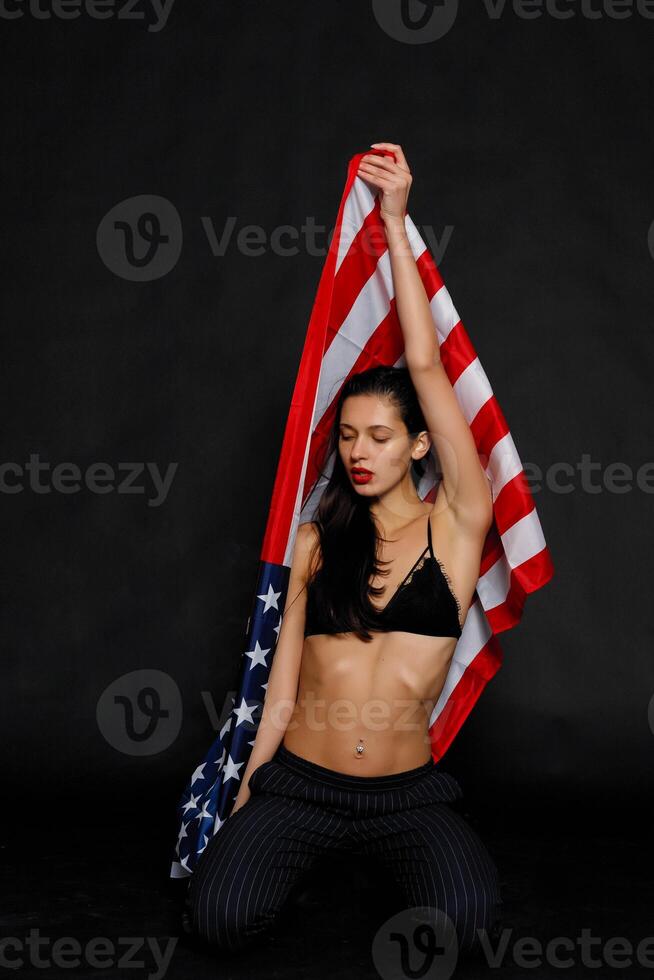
[229,788,250,818]
[357,142,413,222]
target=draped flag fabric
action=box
[170,148,554,879]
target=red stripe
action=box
[416,252,481,384]
[261,153,364,564]
[325,203,388,350]
[417,243,445,298]
[429,638,504,760]
[493,473,539,537]
[300,295,410,505]
[411,539,553,762]
[440,321,479,385]
[484,547,555,634]
[470,396,510,465]
[479,524,505,578]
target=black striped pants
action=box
[188,744,502,954]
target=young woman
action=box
[187,143,503,954]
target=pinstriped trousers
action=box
[188,744,502,954]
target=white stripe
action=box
[335,176,376,274]
[429,601,493,728]
[455,357,494,425]
[486,430,523,499]
[311,265,391,420]
[312,232,428,426]
[401,213,429,262]
[475,508,547,613]
[476,553,512,612]
[429,283,460,343]
[283,374,323,568]
[169,859,189,879]
[312,206,456,438]
[501,507,547,572]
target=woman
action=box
[187,143,503,954]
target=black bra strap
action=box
[427,514,434,558]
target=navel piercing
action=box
[355,737,365,757]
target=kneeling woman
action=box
[187,145,503,954]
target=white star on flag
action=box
[256,583,281,612]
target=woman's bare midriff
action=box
[281,629,458,775]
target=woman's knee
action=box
[419,810,503,954]
[188,876,271,952]
[193,904,261,952]
[186,834,286,951]
[458,877,503,954]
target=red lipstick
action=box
[351,468,373,484]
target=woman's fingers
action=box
[360,153,398,175]
[360,158,411,185]
[359,159,411,193]
[358,163,392,184]
[358,145,412,223]
[357,162,393,184]
[357,170,393,192]
[370,141,411,172]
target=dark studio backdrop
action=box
[1,0,653,969]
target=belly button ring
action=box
[355,738,365,757]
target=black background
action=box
[1,0,653,973]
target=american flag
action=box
[170,148,554,879]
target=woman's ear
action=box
[412,430,432,462]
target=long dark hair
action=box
[305,365,431,642]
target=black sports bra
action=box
[304,516,463,640]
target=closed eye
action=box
[340,436,389,443]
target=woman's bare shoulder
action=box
[297,520,319,541]
[297,521,322,574]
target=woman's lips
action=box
[351,469,373,484]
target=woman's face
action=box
[337,394,427,495]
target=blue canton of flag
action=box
[170,561,289,878]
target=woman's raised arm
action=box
[357,143,492,532]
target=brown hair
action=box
[305,365,430,642]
